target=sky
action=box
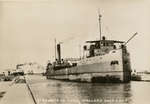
[0,0,150,72]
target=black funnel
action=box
[57,44,61,62]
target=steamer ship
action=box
[46,14,137,83]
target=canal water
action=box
[26,75,150,104]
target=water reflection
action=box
[28,76,150,104]
[74,83,132,104]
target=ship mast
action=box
[54,38,56,60]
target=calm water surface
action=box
[27,75,150,104]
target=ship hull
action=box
[47,70,123,83]
[46,49,131,83]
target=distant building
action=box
[16,62,45,74]
[0,73,5,81]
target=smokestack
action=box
[57,44,61,62]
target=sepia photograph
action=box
[0,0,150,104]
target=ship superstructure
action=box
[46,14,136,83]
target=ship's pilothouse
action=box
[83,36,125,58]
